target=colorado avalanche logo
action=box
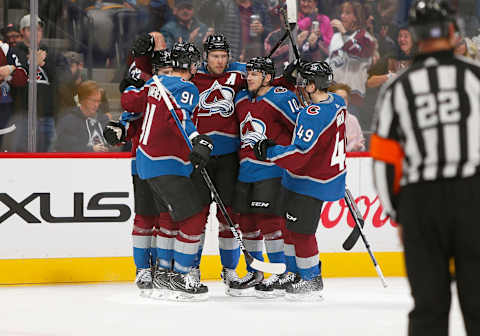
[36,67,50,85]
[240,112,267,148]
[198,80,235,117]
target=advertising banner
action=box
[0,156,402,260]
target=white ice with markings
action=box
[0,277,466,336]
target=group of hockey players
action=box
[103,30,346,302]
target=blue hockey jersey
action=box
[235,86,300,182]
[121,75,199,179]
[267,93,347,201]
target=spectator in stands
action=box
[297,0,333,61]
[200,0,273,61]
[364,1,395,57]
[160,0,208,49]
[454,37,479,60]
[328,1,375,116]
[0,40,27,151]
[55,80,110,152]
[147,0,174,32]
[58,51,85,115]
[367,26,414,89]
[1,24,22,47]
[98,87,112,121]
[11,14,69,152]
[264,4,289,73]
[329,82,365,152]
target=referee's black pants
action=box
[398,175,480,336]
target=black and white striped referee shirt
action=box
[370,49,480,218]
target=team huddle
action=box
[103,32,347,302]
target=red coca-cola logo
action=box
[320,195,397,229]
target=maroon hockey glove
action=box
[254,139,276,161]
[190,134,214,169]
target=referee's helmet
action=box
[408,0,455,41]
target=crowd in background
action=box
[0,0,480,152]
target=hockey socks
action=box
[132,214,157,269]
[238,214,264,273]
[281,221,298,273]
[173,207,209,273]
[192,231,205,268]
[155,212,177,270]
[218,207,240,270]
[256,214,286,265]
[290,231,320,280]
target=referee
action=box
[371,1,480,335]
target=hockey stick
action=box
[152,75,287,275]
[343,189,388,288]
[342,188,364,250]
[281,2,308,106]
[266,30,289,58]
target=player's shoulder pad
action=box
[234,89,249,105]
[227,61,246,74]
[264,86,289,102]
[330,92,347,109]
[271,86,297,98]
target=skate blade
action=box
[225,287,256,297]
[139,288,153,298]
[285,291,324,302]
[255,290,277,299]
[167,290,209,302]
[150,288,169,300]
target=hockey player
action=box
[254,61,347,301]
[103,49,173,297]
[191,33,297,285]
[120,42,212,301]
[189,33,246,284]
[227,57,300,297]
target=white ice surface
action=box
[0,277,466,336]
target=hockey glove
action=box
[254,138,276,161]
[119,76,145,92]
[190,134,214,169]
[103,121,126,146]
[283,59,306,85]
[132,33,154,57]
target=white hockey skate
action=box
[220,267,240,286]
[135,268,153,297]
[284,274,324,302]
[151,267,172,300]
[255,272,297,299]
[226,271,263,297]
[167,271,209,302]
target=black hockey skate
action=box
[285,273,324,301]
[151,267,172,300]
[168,271,209,302]
[135,268,153,297]
[255,272,298,299]
[226,271,263,297]
[220,267,240,286]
